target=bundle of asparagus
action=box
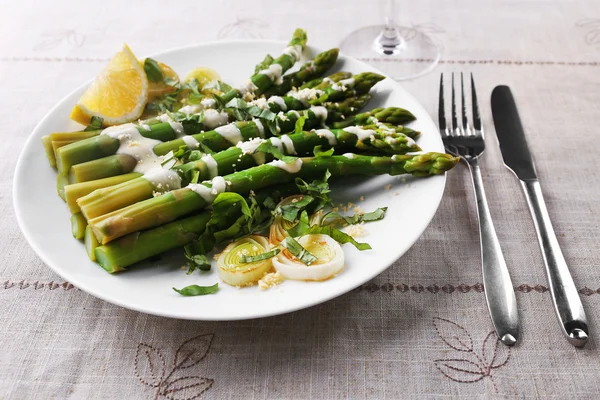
[42,28,459,290]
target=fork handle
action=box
[467,160,519,346]
[520,180,588,347]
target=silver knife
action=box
[491,85,589,347]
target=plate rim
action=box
[13,39,446,320]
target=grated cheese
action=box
[258,271,283,290]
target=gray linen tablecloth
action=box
[2,0,600,398]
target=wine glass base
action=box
[340,25,441,81]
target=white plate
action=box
[13,40,445,320]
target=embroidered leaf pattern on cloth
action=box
[433,317,511,392]
[135,333,215,399]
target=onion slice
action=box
[269,195,307,244]
[217,235,273,286]
[273,234,344,281]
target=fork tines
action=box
[438,73,482,138]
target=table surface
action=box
[2,0,600,398]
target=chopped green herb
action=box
[294,115,307,134]
[305,225,371,251]
[144,58,164,83]
[184,246,211,273]
[173,283,219,296]
[84,116,104,131]
[313,145,335,157]
[239,248,281,263]
[281,236,317,265]
[323,207,388,226]
[286,210,310,237]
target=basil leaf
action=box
[84,116,104,131]
[294,115,307,134]
[173,283,219,296]
[323,207,388,226]
[313,145,335,157]
[295,170,332,212]
[305,225,371,251]
[240,248,280,263]
[281,236,317,265]
[286,210,310,237]
[184,246,211,273]
[279,196,314,222]
[144,58,164,83]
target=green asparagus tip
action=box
[401,153,460,176]
[290,28,308,47]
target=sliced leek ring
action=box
[273,234,344,281]
[269,195,307,244]
[217,235,273,287]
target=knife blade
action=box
[491,85,589,347]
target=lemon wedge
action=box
[184,67,221,89]
[71,44,148,126]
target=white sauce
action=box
[315,129,337,146]
[200,98,216,108]
[188,176,226,203]
[181,135,200,149]
[267,96,287,111]
[215,124,243,145]
[158,114,185,137]
[282,44,303,61]
[331,77,356,92]
[280,134,297,155]
[201,154,218,178]
[237,138,267,165]
[258,63,283,84]
[138,122,151,132]
[269,158,303,174]
[252,119,265,138]
[236,138,266,155]
[323,77,333,84]
[178,104,202,115]
[288,110,300,118]
[342,153,355,159]
[286,88,323,106]
[404,135,417,148]
[203,109,229,129]
[250,97,269,110]
[102,124,162,174]
[143,169,182,191]
[343,126,377,142]
[269,137,283,152]
[310,106,328,121]
[240,79,258,94]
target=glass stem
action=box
[373,0,404,54]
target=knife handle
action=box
[521,180,589,347]
[468,161,519,346]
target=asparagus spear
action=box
[84,225,100,261]
[43,130,101,167]
[310,72,385,106]
[65,173,142,214]
[332,107,416,128]
[263,48,339,96]
[94,184,300,272]
[55,122,177,174]
[224,28,307,101]
[71,213,87,240]
[78,124,421,220]
[300,72,353,89]
[88,153,458,244]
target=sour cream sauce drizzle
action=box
[101,123,182,191]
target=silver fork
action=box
[439,73,519,346]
